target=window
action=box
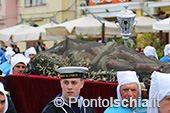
[25,0,46,7]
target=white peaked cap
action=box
[117,71,141,101]
[24,47,37,58]
[56,66,88,74]
[144,46,158,60]
[5,51,15,62]
[0,82,8,113]
[147,71,170,113]
[164,44,170,56]
[168,50,170,54]
[56,66,88,79]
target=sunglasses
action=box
[16,66,26,69]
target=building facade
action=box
[0,0,19,46]
[20,0,77,26]
[79,0,170,19]
[0,0,19,29]
[17,0,77,52]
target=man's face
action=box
[168,53,170,59]
[60,78,84,103]
[158,95,170,113]
[120,83,139,107]
[13,63,26,74]
[136,48,139,52]
[0,94,5,113]
[29,54,35,59]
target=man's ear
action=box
[80,80,84,89]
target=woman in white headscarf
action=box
[0,82,8,113]
[0,82,17,113]
[24,47,36,70]
[24,47,37,59]
[9,53,30,75]
[143,46,158,60]
[147,71,170,113]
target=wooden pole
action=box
[102,23,105,43]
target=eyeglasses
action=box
[16,66,26,69]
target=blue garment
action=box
[0,61,11,75]
[0,49,4,56]
[42,94,95,113]
[104,100,147,113]
[160,55,170,62]
[1,53,7,64]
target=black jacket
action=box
[6,95,17,113]
[42,94,95,113]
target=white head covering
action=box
[168,50,170,54]
[0,82,8,113]
[117,71,141,101]
[5,51,15,63]
[164,44,170,56]
[24,47,37,58]
[10,53,30,74]
[144,46,158,60]
[147,71,170,113]
[6,46,13,52]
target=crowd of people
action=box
[0,42,48,76]
[0,42,170,113]
[0,41,50,113]
[136,44,170,63]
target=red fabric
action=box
[5,74,118,113]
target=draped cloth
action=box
[5,74,118,113]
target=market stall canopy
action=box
[46,16,120,37]
[13,23,63,42]
[0,24,35,42]
[134,16,158,33]
[153,17,170,31]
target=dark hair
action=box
[15,47,20,53]
[0,91,4,95]
[136,47,142,52]
[37,42,41,45]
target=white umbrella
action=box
[13,23,63,42]
[134,16,158,33]
[46,16,120,37]
[0,24,36,42]
[153,17,170,31]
